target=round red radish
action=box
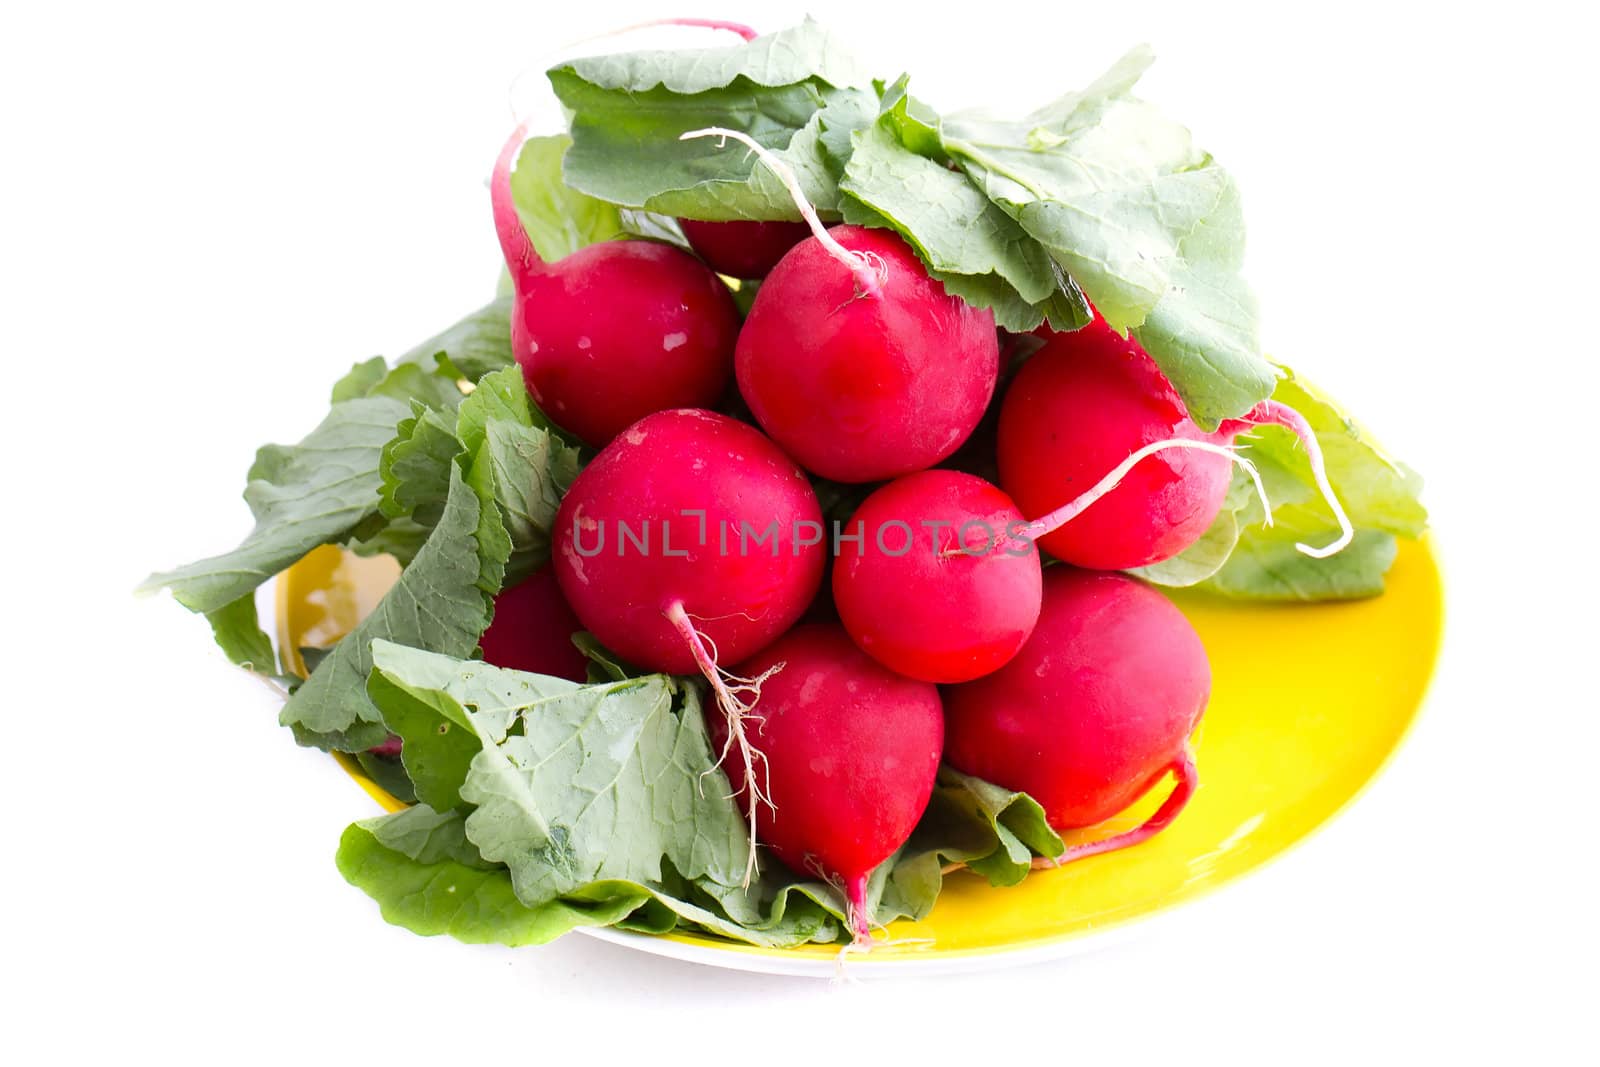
[552,409,826,869]
[944,568,1209,862]
[735,224,999,482]
[476,565,588,681]
[998,315,1232,570]
[998,314,1353,570]
[711,623,943,943]
[493,129,739,447]
[832,470,1041,683]
[552,409,825,674]
[679,218,810,279]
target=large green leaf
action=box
[942,48,1276,427]
[552,17,866,95]
[553,79,872,221]
[839,103,1085,331]
[279,466,505,751]
[549,20,874,221]
[140,396,410,615]
[337,808,651,946]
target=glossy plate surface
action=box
[278,538,1443,976]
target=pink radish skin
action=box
[476,565,589,682]
[492,129,739,447]
[679,219,811,279]
[710,624,943,944]
[944,568,1209,864]
[552,409,826,877]
[832,470,1041,684]
[734,224,999,482]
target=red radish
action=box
[944,568,1210,865]
[681,128,999,483]
[477,565,588,681]
[832,470,1041,684]
[552,408,826,875]
[678,219,812,279]
[999,313,1353,570]
[710,624,943,944]
[492,128,739,447]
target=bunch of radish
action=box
[488,114,1351,946]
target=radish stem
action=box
[844,873,873,946]
[491,124,541,285]
[679,126,883,295]
[606,17,758,41]
[1031,746,1199,869]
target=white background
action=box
[6,0,1597,1061]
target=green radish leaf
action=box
[140,396,411,615]
[553,17,867,95]
[466,419,579,587]
[839,117,1080,330]
[337,809,652,946]
[617,209,692,250]
[202,593,292,684]
[889,768,1065,903]
[353,751,417,804]
[942,48,1276,427]
[329,357,387,402]
[279,466,506,751]
[332,357,465,409]
[1129,508,1241,588]
[1200,527,1399,600]
[364,668,483,813]
[509,134,624,261]
[1234,368,1427,538]
[549,21,874,221]
[396,297,514,381]
[875,74,942,158]
[553,79,874,221]
[457,672,748,903]
[143,297,512,661]
[347,516,430,567]
[375,366,579,585]
[377,402,460,526]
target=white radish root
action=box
[679,126,884,295]
[664,600,781,888]
[1219,400,1355,558]
[984,437,1273,557]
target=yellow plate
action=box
[278,538,1443,974]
